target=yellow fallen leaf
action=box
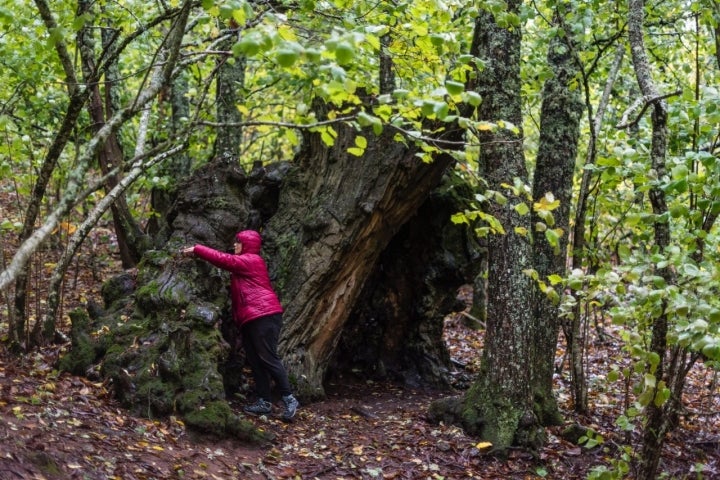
[352,445,364,455]
[476,441,493,449]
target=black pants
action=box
[241,314,292,400]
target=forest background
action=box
[0,0,719,479]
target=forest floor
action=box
[1,189,719,479]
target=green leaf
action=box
[233,33,266,57]
[671,164,689,179]
[544,228,560,247]
[48,27,65,47]
[702,342,720,360]
[463,91,482,106]
[304,48,322,62]
[445,80,465,95]
[316,126,337,146]
[514,202,530,215]
[654,383,671,407]
[433,101,449,119]
[276,49,300,67]
[334,41,355,65]
[392,89,410,99]
[357,111,383,135]
[451,213,469,225]
[347,135,367,157]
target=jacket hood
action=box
[235,230,262,254]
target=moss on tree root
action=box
[57,158,284,443]
[428,383,546,455]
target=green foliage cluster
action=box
[0,0,493,223]
[448,0,720,476]
[2,0,720,476]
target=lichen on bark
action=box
[57,157,284,442]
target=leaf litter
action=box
[0,190,718,479]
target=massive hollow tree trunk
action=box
[60,93,460,436]
[59,157,285,441]
[329,173,482,388]
[264,111,457,399]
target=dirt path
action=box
[2,334,718,480]
[0,190,717,478]
[0,349,538,480]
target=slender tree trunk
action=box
[78,0,146,269]
[147,72,193,238]
[713,3,720,70]
[379,34,395,95]
[569,43,625,413]
[627,1,674,477]
[531,11,584,427]
[429,4,543,452]
[215,31,244,160]
[11,1,90,350]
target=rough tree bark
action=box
[214,31,245,160]
[147,72,192,239]
[428,3,544,452]
[530,11,583,427]
[59,157,284,441]
[627,1,674,478]
[78,0,148,269]
[329,173,482,388]
[262,102,457,399]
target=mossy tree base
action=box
[58,157,284,442]
[428,378,545,455]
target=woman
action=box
[183,230,299,421]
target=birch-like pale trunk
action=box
[0,1,192,295]
[568,44,625,414]
[626,1,675,478]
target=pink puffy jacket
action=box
[192,230,283,327]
